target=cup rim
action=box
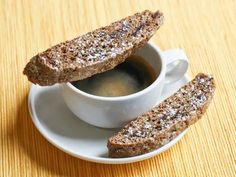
[65,42,165,101]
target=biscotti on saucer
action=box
[107,73,215,158]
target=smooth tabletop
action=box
[0,0,235,176]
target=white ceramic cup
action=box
[62,43,189,128]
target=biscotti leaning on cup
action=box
[23,10,164,86]
[107,73,215,158]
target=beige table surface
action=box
[0,0,235,176]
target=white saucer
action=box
[28,75,189,164]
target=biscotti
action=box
[23,10,164,86]
[107,73,215,158]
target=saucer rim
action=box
[28,75,189,164]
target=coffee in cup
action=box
[71,55,157,97]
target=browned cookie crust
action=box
[107,73,216,158]
[23,10,164,86]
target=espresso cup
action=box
[61,43,189,128]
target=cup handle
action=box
[162,49,189,84]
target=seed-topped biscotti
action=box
[107,73,216,158]
[23,10,164,86]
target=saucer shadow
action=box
[7,88,171,177]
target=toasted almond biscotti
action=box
[107,73,215,158]
[23,10,163,86]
